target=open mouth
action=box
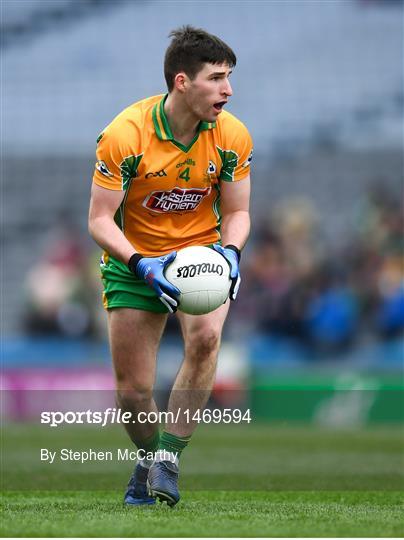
[213,101,226,111]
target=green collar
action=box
[152,94,216,152]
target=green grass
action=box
[2,491,403,537]
[1,423,404,536]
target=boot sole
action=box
[148,486,178,507]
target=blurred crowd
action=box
[22,184,403,356]
[234,182,403,353]
[22,213,104,339]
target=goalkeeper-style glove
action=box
[212,244,241,301]
[128,252,180,313]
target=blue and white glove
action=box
[213,244,241,301]
[128,252,180,313]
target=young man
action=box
[88,25,252,507]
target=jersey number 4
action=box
[179,167,191,182]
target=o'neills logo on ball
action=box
[177,263,224,278]
[143,187,211,213]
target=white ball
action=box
[165,246,231,315]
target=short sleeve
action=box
[218,120,253,183]
[93,126,143,191]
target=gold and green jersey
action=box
[93,94,253,257]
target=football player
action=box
[89,25,252,506]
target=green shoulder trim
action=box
[216,146,239,182]
[120,154,143,190]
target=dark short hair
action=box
[164,25,237,92]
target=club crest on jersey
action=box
[96,160,113,177]
[143,187,211,213]
[242,149,253,168]
[206,161,217,175]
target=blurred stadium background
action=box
[2,0,403,430]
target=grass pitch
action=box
[3,490,403,537]
[1,423,403,537]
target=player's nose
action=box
[222,78,233,97]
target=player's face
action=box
[184,62,233,123]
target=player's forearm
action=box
[220,210,250,250]
[88,215,136,264]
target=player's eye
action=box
[212,74,231,81]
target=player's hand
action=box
[212,244,241,301]
[128,252,180,313]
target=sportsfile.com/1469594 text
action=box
[40,408,252,428]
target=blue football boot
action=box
[124,463,156,506]
[147,460,180,507]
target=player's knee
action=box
[116,385,153,408]
[186,328,221,360]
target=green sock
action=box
[134,430,160,465]
[157,430,191,459]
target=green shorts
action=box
[100,255,167,313]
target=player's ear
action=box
[174,72,188,93]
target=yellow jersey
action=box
[93,94,253,257]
